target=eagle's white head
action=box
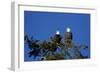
[56,30,60,35]
[66,27,71,32]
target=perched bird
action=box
[54,30,62,44]
[64,28,73,48]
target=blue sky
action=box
[24,11,90,61]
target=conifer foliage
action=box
[24,30,88,61]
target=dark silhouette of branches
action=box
[24,33,89,60]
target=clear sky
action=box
[24,11,90,61]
